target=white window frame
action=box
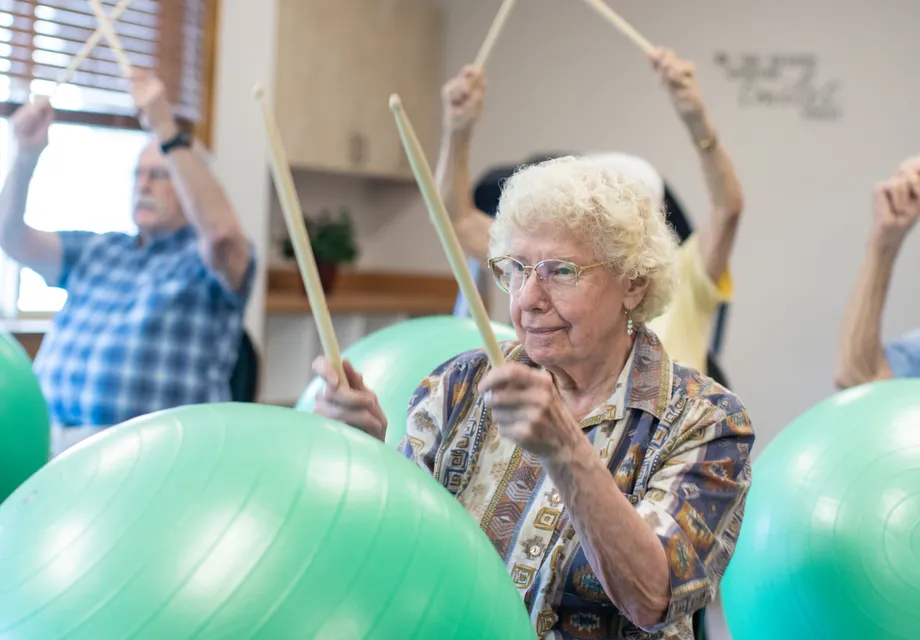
[0,113,25,320]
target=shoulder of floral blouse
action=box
[665,360,753,436]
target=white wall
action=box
[210,0,280,346]
[436,0,920,451]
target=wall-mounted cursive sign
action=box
[713,52,841,121]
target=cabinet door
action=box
[356,0,444,178]
[274,0,444,178]
[275,0,368,173]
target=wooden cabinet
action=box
[274,0,444,180]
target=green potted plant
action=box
[282,206,359,293]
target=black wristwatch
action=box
[160,130,192,155]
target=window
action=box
[1,0,209,120]
[12,120,149,313]
[0,0,218,318]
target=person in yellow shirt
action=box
[437,47,742,382]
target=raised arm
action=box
[130,70,252,292]
[0,98,63,285]
[435,66,493,264]
[836,162,920,388]
[651,48,744,282]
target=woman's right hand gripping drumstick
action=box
[311,356,388,442]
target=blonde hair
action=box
[489,155,679,323]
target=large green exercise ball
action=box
[0,331,49,504]
[722,379,920,640]
[0,402,533,639]
[296,315,518,446]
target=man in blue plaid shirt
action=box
[0,71,255,454]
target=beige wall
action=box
[210,0,280,346]
[436,0,920,450]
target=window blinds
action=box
[0,0,207,121]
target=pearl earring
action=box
[625,308,634,336]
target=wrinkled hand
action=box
[480,363,580,458]
[311,356,388,441]
[441,65,485,134]
[872,163,920,251]
[11,97,53,155]
[130,69,177,140]
[649,47,705,121]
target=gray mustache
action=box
[134,196,165,213]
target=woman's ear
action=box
[624,277,649,311]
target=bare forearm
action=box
[545,433,670,629]
[0,152,61,282]
[0,153,38,245]
[435,130,474,223]
[162,145,240,242]
[836,241,897,387]
[434,130,491,263]
[684,111,744,281]
[160,139,250,290]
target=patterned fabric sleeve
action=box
[396,348,496,477]
[634,398,754,632]
[395,356,457,475]
[55,230,101,290]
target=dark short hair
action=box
[473,152,570,218]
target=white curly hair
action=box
[488,155,679,323]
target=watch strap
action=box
[160,130,192,155]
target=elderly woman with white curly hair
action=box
[312,156,755,640]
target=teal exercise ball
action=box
[0,331,49,505]
[0,403,533,639]
[722,380,920,640]
[297,315,518,446]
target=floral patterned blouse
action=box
[397,328,754,639]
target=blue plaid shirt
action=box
[885,327,920,378]
[33,225,255,427]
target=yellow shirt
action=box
[646,234,733,373]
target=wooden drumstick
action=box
[388,94,504,367]
[474,0,517,69]
[253,83,347,386]
[580,0,654,56]
[53,0,133,91]
[88,0,133,77]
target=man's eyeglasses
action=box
[134,166,171,182]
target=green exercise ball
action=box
[0,331,49,505]
[0,402,533,639]
[722,379,920,640]
[296,315,518,446]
